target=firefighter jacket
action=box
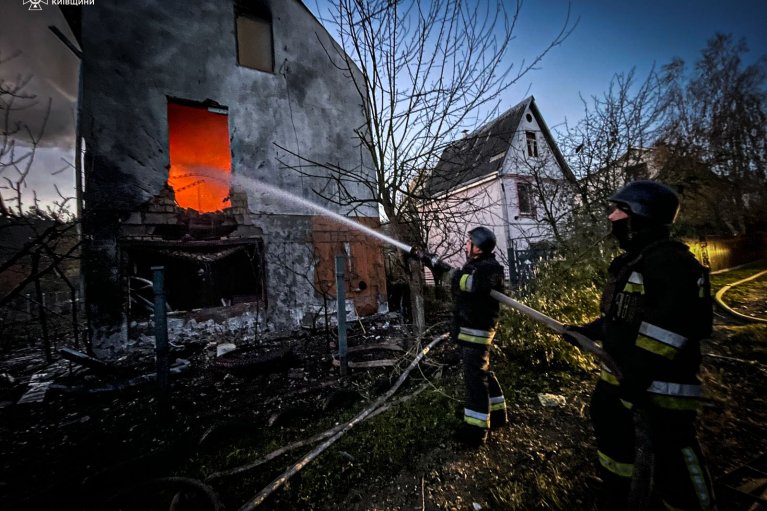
[592,239,712,410]
[449,252,505,348]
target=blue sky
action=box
[495,0,767,131]
[2,0,766,207]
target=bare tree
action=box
[554,33,767,245]
[0,52,82,357]
[280,0,575,333]
[658,33,767,235]
[557,67,665,221]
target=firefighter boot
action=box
[454,423,488,447]
[489,409,508,430]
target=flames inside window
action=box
[167,102,232,213]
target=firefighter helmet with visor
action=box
[468,226,496,253]
[608,180,680,225]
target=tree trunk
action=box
[388,213,427,341]
[408,258,426,339]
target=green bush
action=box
[495,243,616,374]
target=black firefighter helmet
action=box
[469,226,496,253]
[609,180,680,225]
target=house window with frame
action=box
[517,182,536,216]
[525,131,539,157]
[235,2,274,73]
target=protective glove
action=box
[421,252,452,276]
[407,246,423,260]
[562,321,624,382]
[409,248,452,276]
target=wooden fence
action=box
[684,233,767,272]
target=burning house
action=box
[64,1,386,354]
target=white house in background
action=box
[421,96,575,283]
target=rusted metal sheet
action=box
[310,216,387,316]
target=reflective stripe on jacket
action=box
[464,408,490,429]
[647,380,702,411]
[451,252,505,348]
[599,239,712,406]
[458,327,496,345]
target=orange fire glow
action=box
[167,102,232,213]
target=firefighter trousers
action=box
[590,380,716,510]
[461,345,506,431]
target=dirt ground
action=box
[1,281,766,510]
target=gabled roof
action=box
[424,96,574,196]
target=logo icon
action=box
[23,0,48,11]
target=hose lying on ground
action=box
[204,383,431,482]
[714,269,767,324]
[236,332,449,511]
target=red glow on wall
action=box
[167,102,232,213]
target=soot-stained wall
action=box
[79,0,379,351]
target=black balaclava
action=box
[611,211,670,253]
[466,242,482,261]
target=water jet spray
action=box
[233,175,412,252]
[237,175,620,377]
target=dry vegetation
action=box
[1,263,765,510]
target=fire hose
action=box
[488,289,623,379]
[407,247,623,380]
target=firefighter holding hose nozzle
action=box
[413,226,507,447]
[565,180,716,510]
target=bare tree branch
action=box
[280,1,575,331]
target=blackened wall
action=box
[80,0,378,349]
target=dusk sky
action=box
[1,0,766,210]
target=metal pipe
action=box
[152,266,170,393]
[335,256,348,377]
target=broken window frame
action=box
[234,1,274,73]
[123,239,267,320]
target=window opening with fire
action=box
[167,101,232,213]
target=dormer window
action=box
[526,131,538,158]
[235,1,274,73]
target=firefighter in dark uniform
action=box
[565,180,716,510]
[421,226,507,446]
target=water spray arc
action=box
[232,175,412,252]
[237,176,619,376]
